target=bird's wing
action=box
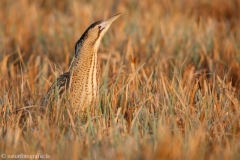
[41,72,71,107]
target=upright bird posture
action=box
[42,14,121,112]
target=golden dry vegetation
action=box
[0,0,240,159]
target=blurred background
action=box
[0,0,240,96]
[0,1,240,159]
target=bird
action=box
[41,14,121,113]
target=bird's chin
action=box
[101,28,109,35]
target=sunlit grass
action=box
[0,0,240,159]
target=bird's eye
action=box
[98,24,105,31]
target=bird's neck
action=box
[70,46,98,70]
[68,46,99,107]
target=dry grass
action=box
[0,0,240,159]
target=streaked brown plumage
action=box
[41,14,121,111]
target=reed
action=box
[0,0,239,159]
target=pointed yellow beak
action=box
[99,13,121,30]
[105,13,122,26]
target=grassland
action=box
[0,0,240,159]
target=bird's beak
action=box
[99,13,121,30]
[105,13,121,26]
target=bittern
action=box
[41,14,121,111]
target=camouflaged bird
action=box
[41,14,121,112]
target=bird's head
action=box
[75,13,121,57]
